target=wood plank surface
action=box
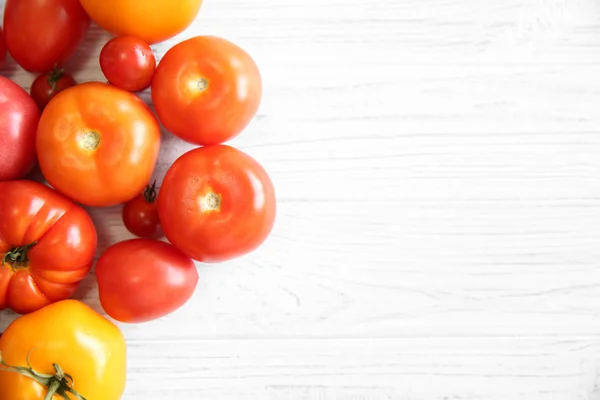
[2,0,600,398]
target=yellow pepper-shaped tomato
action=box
[0,299,126,400]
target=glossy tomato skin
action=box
[3,0,90,73]
[122,181,162,238]
[0,300,126,400]
[30,69,77,110]
[100,36,156,92]
[96,239,198,323]
[0,181,97,315]
[0,27,7,69]
[0,77,41,182]
[151,36,262,145]
[158,145,276,263]
[79,0,202,45]
[36,82,161,207]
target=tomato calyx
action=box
[200,191,221,212]
[47,67,64,92]
[0,350,87,400]
[1,241,37,269]
[143,180,158,203]
[79,131,100,151]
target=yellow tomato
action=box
[0,300,126,400]
[79,0,203,44]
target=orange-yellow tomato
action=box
[78,0,203,44]
[36,82,161,207]
[0,299,126,400]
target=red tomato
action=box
[122,181,162,238]
[0,180,98,315]
[30,69,77,110]
[36,82,161,207]
[3,0,90,72]
[95,239,198,323]
[0,77,41,182]
[0,27,7,69]
[151,36,262,145]
[157,145,276,263]
[100,36,156,92]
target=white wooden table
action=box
[3,0,600,398]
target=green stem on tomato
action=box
[46,67,64,92]
[1,241,37,268]
[0,351,87,400]
[144,180,158,203]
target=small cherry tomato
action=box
[100,36,156,92]
[122,180,162,238]
[30,69,77,110]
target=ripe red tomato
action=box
[0,77,41,182]
[151,36,262,145]
[36,82,161,207]
[100,36,156,92]
[95,239,198,323]
[3,0,90,73]
[157,145,276,263]
[30,69,77,110]
[0,180,98,315]
[122,181,162,238]
[0,27,7,69]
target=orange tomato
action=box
[0,299,126,400]
[151,36,262,145]
[36,82,161,207]
[78,0,203,45]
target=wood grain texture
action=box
[2,0,600,398]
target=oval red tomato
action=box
[30,69,77,110]
[0,180,98,315]
[0,77,41,182]
[122,181,162,238]
[36,82,161,207]
[157,145,276,263]
[100,36,156,92]
[151,36,262,145]
[3,0,90,73]
[95,239,198,323]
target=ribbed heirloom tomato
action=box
[79,0,203,45]
[151,36,263,145]
[0,181,97,315]
[158,145,276,263]
[36,82,161,207]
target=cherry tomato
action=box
[100,36,156,92]
[157,145,276,263]
[0,77,41,182]
[151,36,262,145]
[122,181,162,238]
[30,69,77,110]
[79,0,203,45]
[36,82,161,207]
[95,238,199,323]
[3,0,90,73]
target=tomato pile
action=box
[0,0,276,398]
